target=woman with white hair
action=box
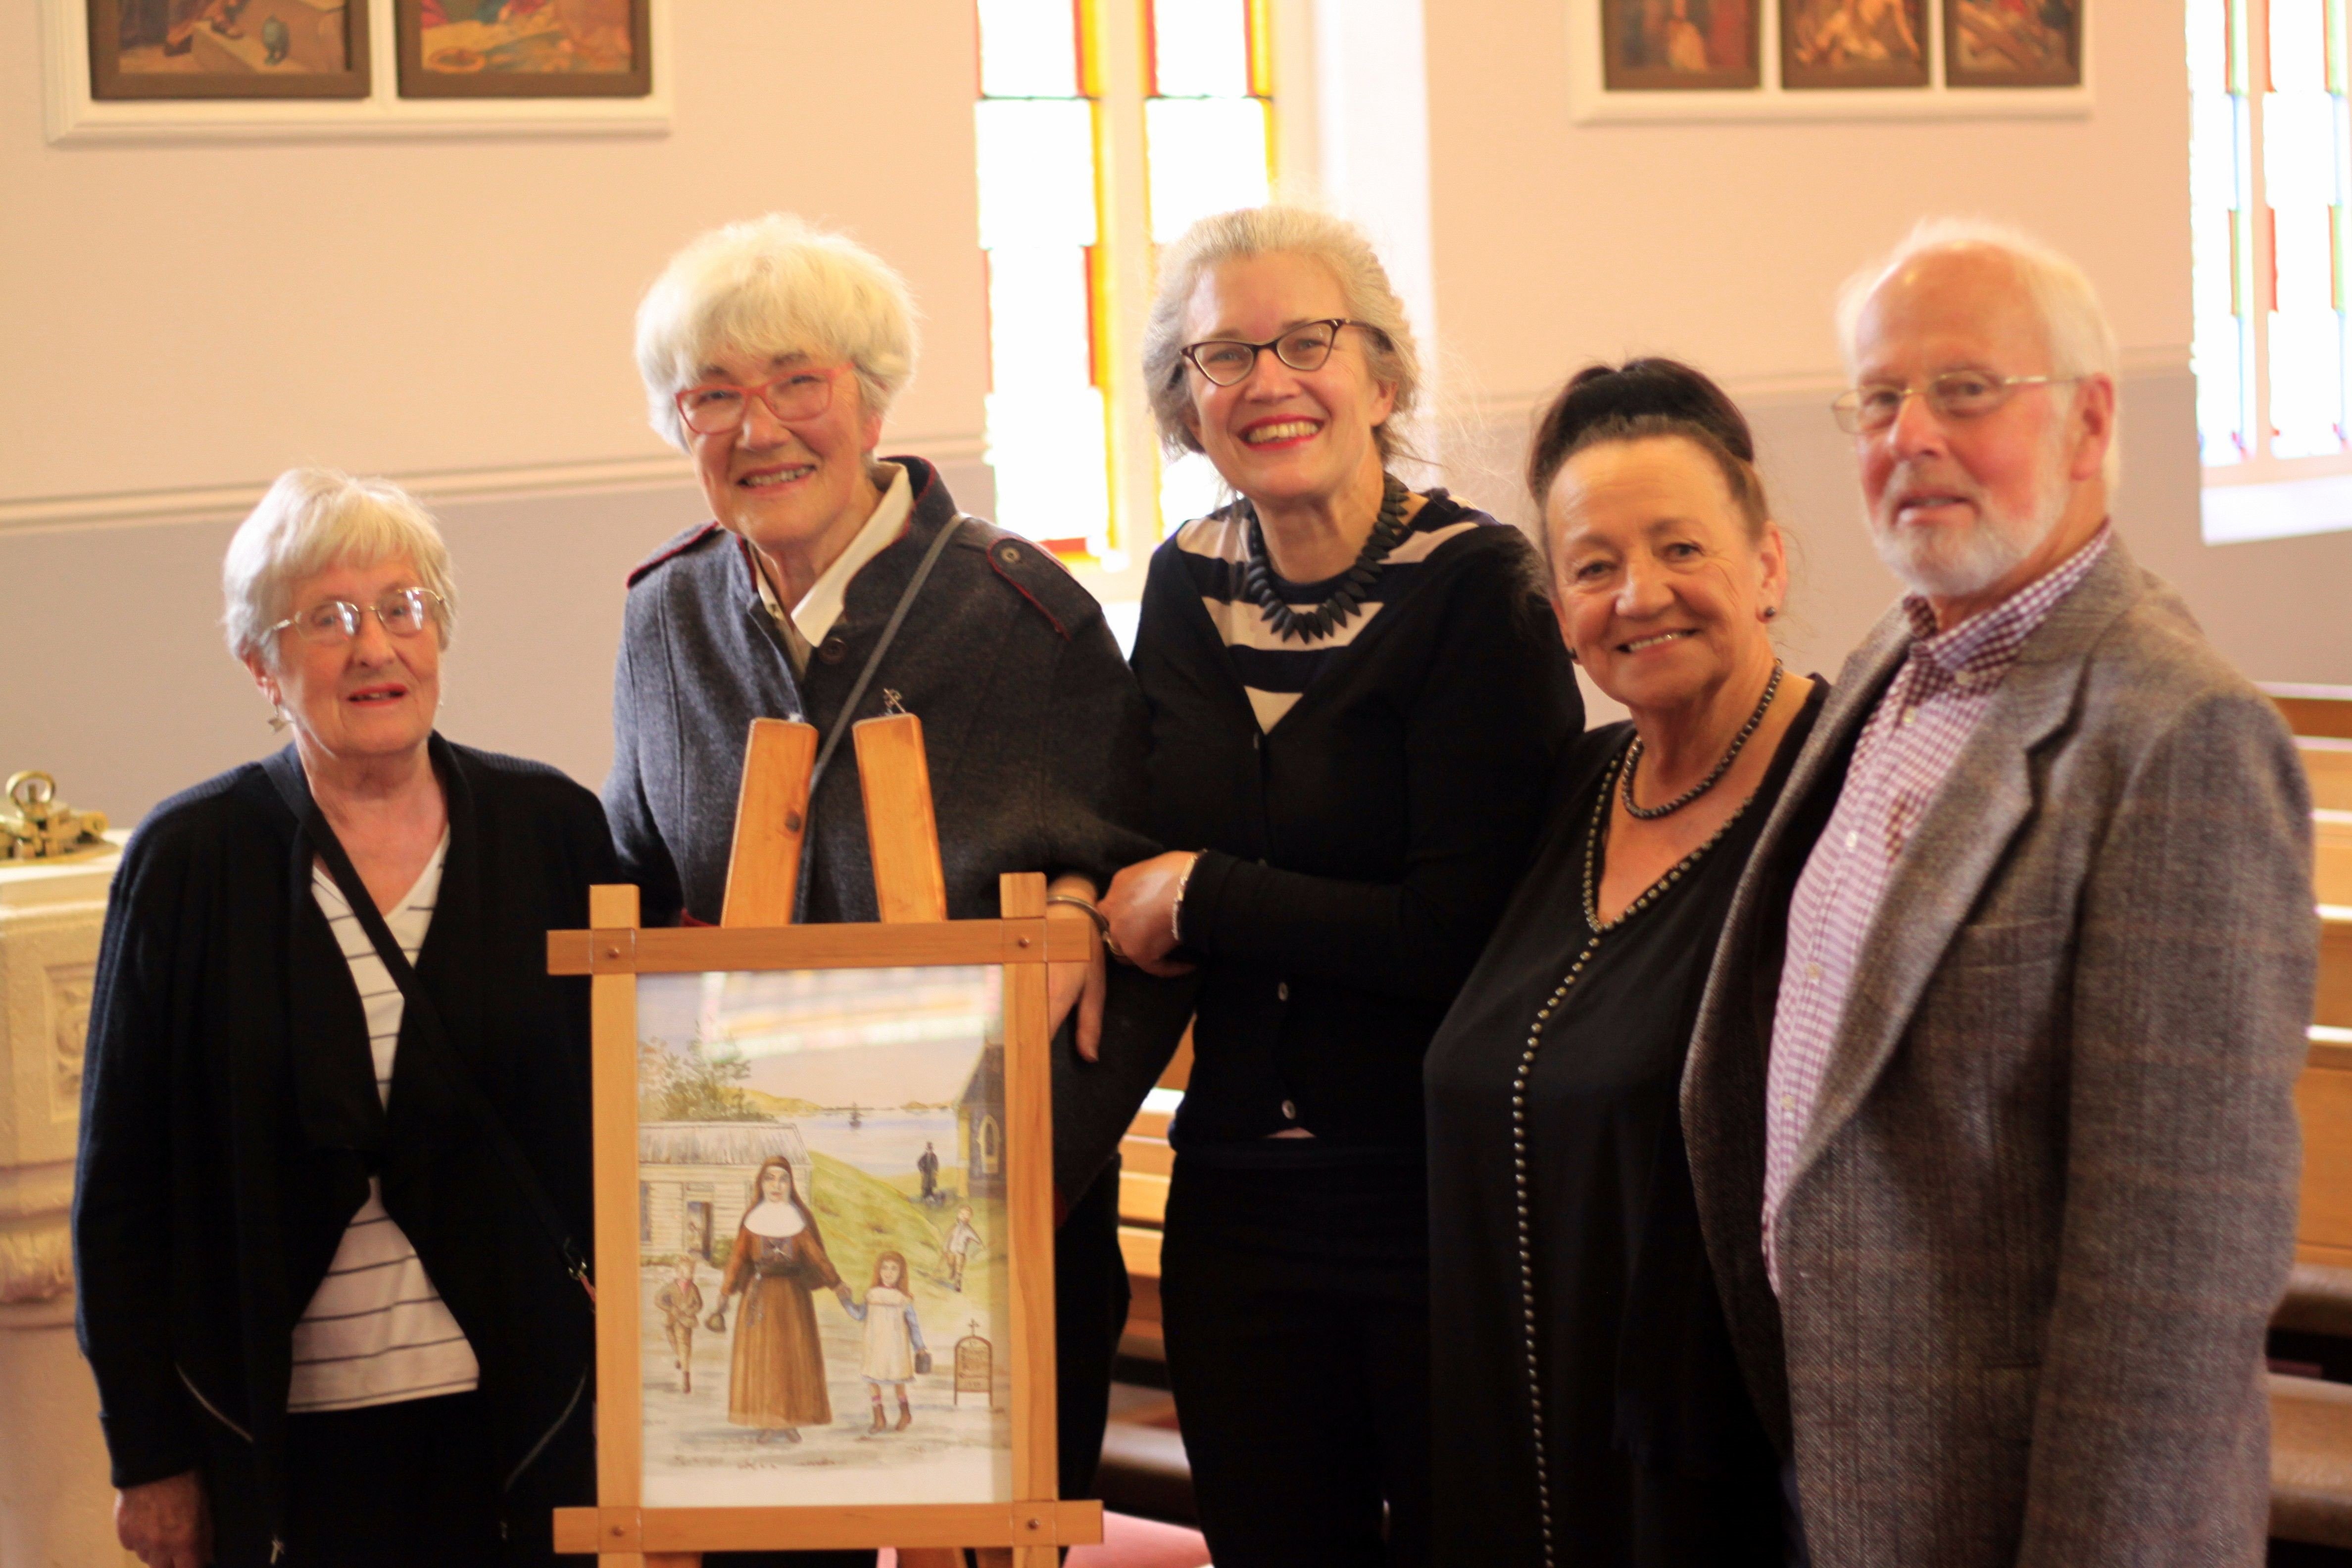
[75,468,617,1567]
[607,214,1169,1567]
[1097,206,1582,1565]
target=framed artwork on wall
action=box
[1945,0,2080,87]
[1601,0,1762,91]
[394,0,650,98]
[1779,0,1932,88]
[86,0,371,99]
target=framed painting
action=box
[552,877,1100,1562]
[395,0,650,97]
[1601,0,1761,90]
[1779,0,1931,88]
[86,0,370,99]
[1946,0,2081,87]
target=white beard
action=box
[1869,435,2070,602]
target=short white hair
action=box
[635,213,919,451]
[1143,205,1423,464]
[223,468,456,666]
[1835,216,2121,489]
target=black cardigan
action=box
[72,737,616,1539]
[1132,502,1582,1152]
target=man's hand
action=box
[1046,876,1109,1061]
[116,1470,210,1568]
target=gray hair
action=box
[635,213,919,451]
[222,468,456,667]
[1835,216,2122,490]
[1143,206,1423,464]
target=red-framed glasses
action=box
[674,365,847,436]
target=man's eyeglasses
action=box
[674,365,845,436]
[1181,320,1369,387]
[266,588,447,646]
[1831,372,2080,434]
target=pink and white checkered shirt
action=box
[1761,526,2111,1293]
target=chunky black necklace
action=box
[1240,473,1410,643]
[1619,661,1785,821]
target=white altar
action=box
[0,841,133,1566]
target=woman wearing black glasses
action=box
[77,468,617,1567]
[1099,206,1581,1566]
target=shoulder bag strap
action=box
[804,512,968,801]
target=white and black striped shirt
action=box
[1174,499,1482,731]
[287,833,481,1413]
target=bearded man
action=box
[1683,219,2316,1568]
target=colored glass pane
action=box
[1145,97,1272,243]
[987,386,1112,540]
[976,98,1100,250]
[2265,0,2347,457]
[2190,0,2252,464]
[1160,450,1227,533]
[1153,0,1250,96]
[978,0,1078,98]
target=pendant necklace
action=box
[1241,473,1410,643]
[1619,661,1785,821]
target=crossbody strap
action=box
[804,512,968,802]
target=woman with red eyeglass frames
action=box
[609,213,1185,1568]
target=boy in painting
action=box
[842,1252,929,1432]
[654,1255,704,1394]
[940,1207,983,1292]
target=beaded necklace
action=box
[1239,473,1410,643]
[1619,661,1785,821]
[1504,738,1760,1566]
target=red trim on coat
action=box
[987,543,1070,640]
[625,521,723,588]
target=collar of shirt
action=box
[1897,521,2113,685]
[751,460,913,650]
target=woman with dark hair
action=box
[707,1158,845,1443]
[1423,360,1823,1566]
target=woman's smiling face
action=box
[687,346,882,567]
[1546,435,1783,715]
[1179,251,1396,513]
[249,555,441,765]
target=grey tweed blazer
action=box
[1684,535,2316,1568]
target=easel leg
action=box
[645,1555,701,1568]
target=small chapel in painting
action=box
[956,1037,1005,1199]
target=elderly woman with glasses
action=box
[1096,206,1582,1566]
[75,468,617,1568]
[606,213,1171,1568]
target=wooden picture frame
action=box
[87,0,371,100]
[549,877,1101,1565]
[395,0,650,98]
[1779,0,1932,89]
[1600,0,1762,91]
[1945,0,2080,87]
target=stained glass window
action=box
[2265,0,2348,457]
[2189,0,2254,463]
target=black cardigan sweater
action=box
[72,737,616,1540]
[1132,503,1582,1153]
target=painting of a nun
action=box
[705,1155,847,1441]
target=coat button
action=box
[818,635,847,664]
[1280,1099,1297,1120]
[997,543,1022,566]
[1276,981,1289,1001]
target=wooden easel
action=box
[549,711,1101,1567]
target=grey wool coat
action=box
[1683,534,2316,1568]
[604,456,1193,1195]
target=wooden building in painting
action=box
[638,1121,811,1263]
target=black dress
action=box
[1423,684,1824,1568]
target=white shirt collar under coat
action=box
[752,461,913,651]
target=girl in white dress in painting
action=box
[842,1251,928,1432]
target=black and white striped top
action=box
[1173,495,1483,731]
[287,833,481,1413]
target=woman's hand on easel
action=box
[1046,875,1109,1061]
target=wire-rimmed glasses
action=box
[1181,319,1368,387]
[673,365,846,436]
[1831,372,2080,434]
[266,587,447,646]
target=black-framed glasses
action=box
[266,587,447,646]
[1831,371,2079,434]
[1180,319,1368,387]
[674,365,845,436]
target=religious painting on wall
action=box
[394,0,649,97]
[1779,0,1932,88]
[1601,0,1761,89]
[633,965,1014,1506]
[86,0,370,99]
[1945,0,2081,87]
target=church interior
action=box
[7,0,2352,1564]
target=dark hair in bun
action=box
[1525,358,1770,548]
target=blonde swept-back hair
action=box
[1834,216,2122,490]
[1142,205,1423,465]
[222,467,456,668]
[635,213,919,451]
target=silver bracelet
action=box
[1170,852,1204,949]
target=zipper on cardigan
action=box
[174,1365,253,1445]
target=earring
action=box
[1763,606,1779,621]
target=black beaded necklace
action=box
[1240,473,1411,643]
[1619,661,1785,821]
